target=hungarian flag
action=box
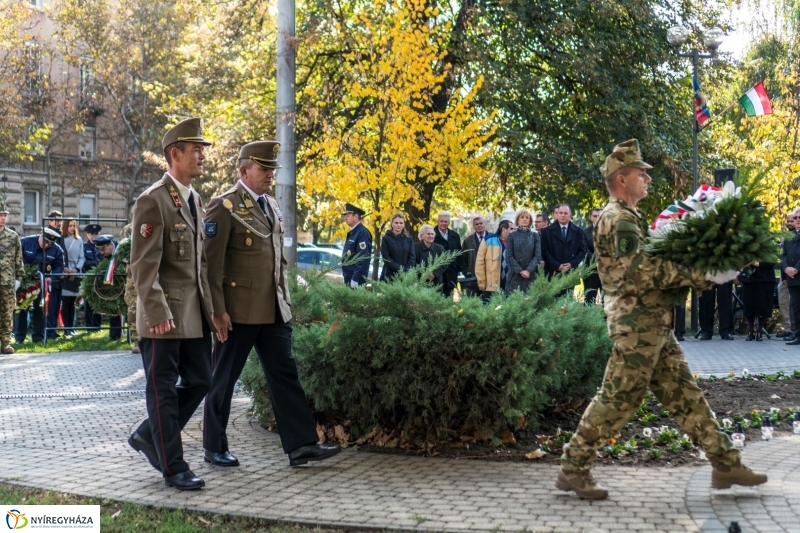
[693,75,711,125]
[739,81,773,116]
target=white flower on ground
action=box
[742,369,750,376]
[660,425,669,434]
[642,428,652,438]
[770,407,781,414]
[721,418,733,429]
[683,434,690,441]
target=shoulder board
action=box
[211,187,238,202]
[140,181,166,196]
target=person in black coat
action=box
[540,204,588,297]
[433,212,462,296]
[415,224,447,286]
[781,229,800,345]
[737,262,776,341]
[380,214,415,281]
[582,208,603,305]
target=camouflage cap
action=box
[0,203,8,215]
[600,139,653,178]
[238,141,282,169]
[162,117,212,151]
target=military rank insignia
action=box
[204,222,217,238]
[168,186,182,208]
[140,223,153,239]
[241,191,254,209]
[275,204,284,223]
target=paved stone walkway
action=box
[1,345,799,532]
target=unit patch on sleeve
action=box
[204,222,217,238]
[140,223,153,239]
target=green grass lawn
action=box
[0,483,345,533]
[13,330,134,353]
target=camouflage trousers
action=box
[0,285,14,347]
[124,270,138,343]
[561,329,740,472]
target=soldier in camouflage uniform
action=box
[0,201,23,354]
[556,139,767,500]
[119,223,139,354]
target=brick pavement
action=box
[1,348,799,532]
[681,336,800,377]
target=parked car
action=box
[296,247,381,283]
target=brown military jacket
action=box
[596,197,712,335]
[204,182,291,324]
[0,227,23,286]
[130,173,215,338]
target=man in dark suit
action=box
[460,216,487,297]
[127,117,216,491]
[541,204,588,296]
[781,220,800,345]
[582,208,603,304]
[698,283,734,340]
[434,212,462,296]
[203,141,340,468]
[777,212,796,339]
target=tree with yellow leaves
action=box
[300,0,495,265]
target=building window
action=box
[28,0,43,8]
[78,195,95,220]
[23,190,39,225]
[80,61,93,96]
[24,42,42,95]
[79,127,96,159]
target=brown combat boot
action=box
[555,468,608,500]
[711,463,767,489]
[2,345,14,354]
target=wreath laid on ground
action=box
[16,264,41,310]
[80,257,127,315]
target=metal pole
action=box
[690,49,700,332]
[276,0,297,267]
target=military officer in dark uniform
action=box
[127,118,216,491]
[93,234,123,340]
[15,228,63,343]
[342,203,372,287]
[203,141,340,468]
[82,223,102,330]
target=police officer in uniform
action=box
[556,139,767,500]
[0,200,23,353]
[202,141,340,467]
[16,228,63,343]
[127,117,216,491]
[342,203,372,287]
[82,224,102,330]
[93,234,123,341]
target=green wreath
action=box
[80,257,127,315]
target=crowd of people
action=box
[341,202,604,304]
[0,206,131,354]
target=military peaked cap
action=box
[83,223,101,234]
[342,203,366,217]
[43,227,60,243]
[600,139,653,178]
[162,117,212,151]
[239,140,282,169]
[93,234,114,248]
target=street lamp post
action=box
[667,25,724,333]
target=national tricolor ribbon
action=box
[104,259,116,285]
[693,75,711,126]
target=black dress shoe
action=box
[204,449,239,467]
[720,333,735,340]
[164,470,205,490]
[776,332,790,338]
[128,431,161,472]
[698,332,712,340]
[745,334,755,341]
[675,333,685,341]
[786,338,800,345]
[785,335,797,342]
[288,443,342,467]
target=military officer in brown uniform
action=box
[202,141,340,468]
[127,117,216,490]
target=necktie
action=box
[257,196,268,215]
[561,226,567,240]
[188,192,197,221]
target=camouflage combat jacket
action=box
[596,197,711,335]
[0,227,23,286]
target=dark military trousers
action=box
[203,317,318,456]
[45,286,62,338]
[84,301,101,330]
[561,329,740,472]
[135,326,212,478]
[15,296,45,343]
[699,282,733,336]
